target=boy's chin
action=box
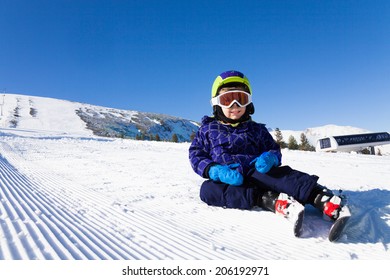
[228,113,243,119]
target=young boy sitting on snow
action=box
[189,70,346,238]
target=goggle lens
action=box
[211,91,252,108]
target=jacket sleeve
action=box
[188,127,214,178]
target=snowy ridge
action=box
[278,124,370,145]
[272,125,390,155]
[0,94,199,142]
[3,93,389,153]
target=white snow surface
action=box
[0,94,390,260]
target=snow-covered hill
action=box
[275,124,370,145]
[3,93,389,154]
[0,94,199,142]
[270,125,390,155]
[0,93,389,265]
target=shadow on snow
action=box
[302,188,390,245]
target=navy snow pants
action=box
[200,166,319,210]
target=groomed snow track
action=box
[1,135,390,261]
[0,142,237,260]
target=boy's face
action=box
[218,86,247,121]
[221,103,246,120]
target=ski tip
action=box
[328,215,350,242]
[293,210,305,238]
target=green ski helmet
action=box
[211,70,252,98]
[211,70,255,121]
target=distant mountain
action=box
[75,105,200,142]
[0,94,199,142]
[271,125,390,155]
[275,124,371,146]
[1,93,389,153]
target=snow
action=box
[0,94,389,277]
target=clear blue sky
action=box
[1,0,389,131]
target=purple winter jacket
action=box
[189,116,282,178]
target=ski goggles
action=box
[211,90,252,108]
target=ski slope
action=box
[1,128,389,260]
[0,93,389,265]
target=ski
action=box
[328,204,351,242]
[293,207,305,237]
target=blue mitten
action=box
[209,163,243,186]
[251,152,279,174]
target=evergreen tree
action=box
[274,128,287,148]
[172,133,178,143]
[190,131,196,142]
[155,134,161,141]
[299,133,315,151]
[288,135,299,150]
[360,148,371,155]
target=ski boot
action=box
[258,191,305,237]
[314,188,343,220]
[313,188,351,241]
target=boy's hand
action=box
[208,164,243,186]
[251,152,279,174]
